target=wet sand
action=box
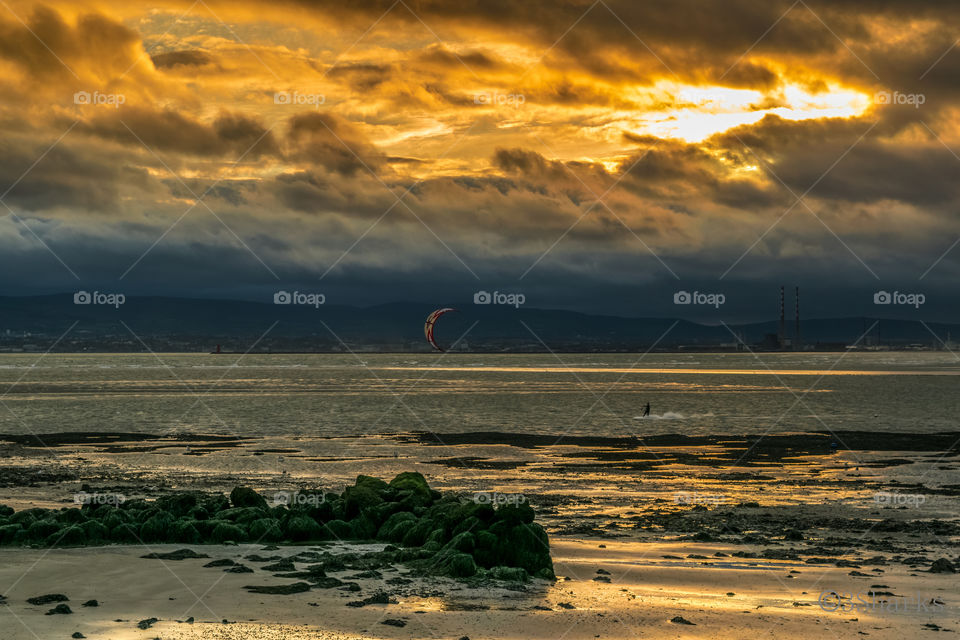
[1,430,958,638]
[1,540,956,639]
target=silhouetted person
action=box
[643,402,651,417]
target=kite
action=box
[424,308,457,351]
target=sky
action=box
[0,0,958,322]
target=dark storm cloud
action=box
[415,45,502,70]
[80,107,280,158]
[286,113,385,175]
[711,115,960,207]
[325,63,393,91]
[0,5,143,80]
[0,136,150,212]
[276,0,939,83]
[1,0,958,320]
[151,50,218,69]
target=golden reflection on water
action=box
[376,366,959,376]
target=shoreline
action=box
[1,540,956,639]
[2,426,958,638]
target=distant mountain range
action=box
[0,294,956,352]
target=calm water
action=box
[0,352,958,437]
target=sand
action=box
[1,539,955,639]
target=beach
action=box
[1,538,956,639]
[1,353,958,638]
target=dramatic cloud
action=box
[0,0,956,319]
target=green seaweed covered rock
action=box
[140,512,175,543]
[229,487,268,510]
[210,521,246,543]
[248,518,282,542]
[0,473,555,583]
[285,515,322,541]
[389,472,432,505]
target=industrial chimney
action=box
[794,286,800,350]
[778,286,785,350]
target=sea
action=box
[1,351,958,525]
[0,351,957,437]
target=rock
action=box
[323,520,352,540]
[388,472,431,500]
[218,507,267,524]
[140,512,175,543]
[248,518,282,542]
[261,559,296,572]
[79,520,109,542]
[45,604,72,615]
[224,564,254,573]
[141,549,209,560]
[349,513,378,539]
[203,559,237,568]
[242,554,279,562]
[156,493,198,517]
[557,602,575,609]
[211,522,246,543]
[27,594,69,605]
[168,521,201,544]
[81,600,98,607]
[376,511,417,542]
[399,518,434,547]
[929,558,956,573]
[489,566,528,582]
[71,633,85,638]
[0,474,558,589]
[47,525,87,547]
[27,519,60,542]
[229,487,268,510]
[496,502,535,525]
[381,619,407,627]
[285,516,323,541]
[670,615,695,625]
[355,475,390,493]
[137,618,158,629]
[346,591,395,607]
[444,532,476,554]
[243,582,312,595]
